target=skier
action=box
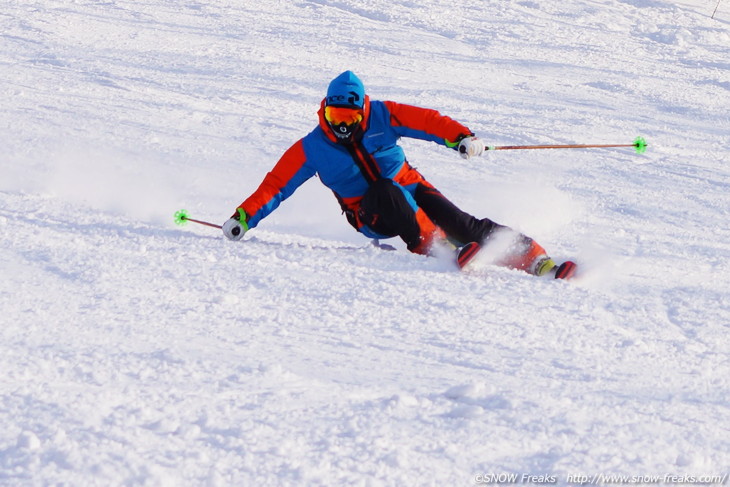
[222,70,574,278]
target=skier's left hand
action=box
[458,136,485,159]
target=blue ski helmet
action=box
[325,71,365,109]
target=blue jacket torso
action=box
[240,99,471,229]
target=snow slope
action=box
[1,0,729,485]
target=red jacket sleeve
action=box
[237,140,314,228]
[383,101,473,145]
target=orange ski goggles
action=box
[324,106,363,127]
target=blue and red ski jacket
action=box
[236,97,473,235]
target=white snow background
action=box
[1,0,729,485]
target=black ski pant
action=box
[358,178,505,251]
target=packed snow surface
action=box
[1,0,729,485]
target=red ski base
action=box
[457,242,481,269]
[553,261,577,280]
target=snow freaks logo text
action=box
[474,473,729,485]
[474,473,557,484]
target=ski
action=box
[553,261,577,280]
[457,241,577,280]
[457,241,481,269]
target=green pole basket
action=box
[174,209,189,226]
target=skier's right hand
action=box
[222,208,249,241]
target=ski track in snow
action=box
[1,0,729,485]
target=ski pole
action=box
[712,0,722,18]
[174,209,222,229]
[484,136,647,154]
